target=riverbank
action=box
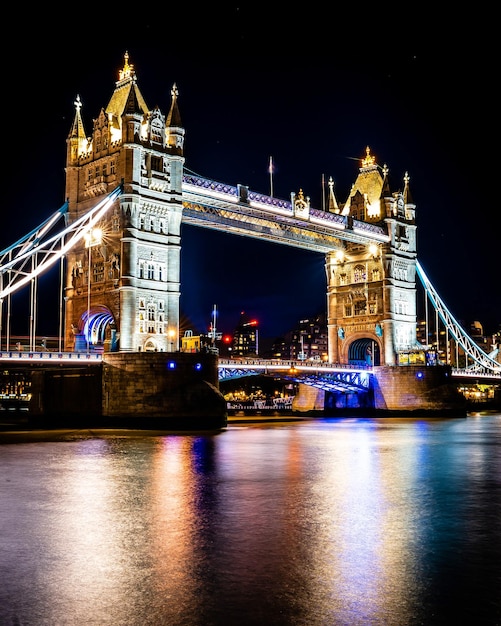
[0,409,312,442]
[1,410,500,445]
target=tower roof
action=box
[105,52,149,122]
[342,147,384,213]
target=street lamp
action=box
[84,227,102,354]
[168,328,175,352]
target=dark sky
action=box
[3,9,499,341]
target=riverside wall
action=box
[10,360,468,427]
[26,352,227,429]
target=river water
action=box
[1,413,500,626]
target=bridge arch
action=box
[347,336,381,366]
[81,305,117,352]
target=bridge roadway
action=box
[1,352,499,390]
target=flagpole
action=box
[269,156,274,198]
[322,173,325,211]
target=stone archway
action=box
[348,337,380,366]
[81,306,117,353]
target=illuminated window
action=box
[353,265,366,283]
[93,262,104,282]
[354,300,366,316]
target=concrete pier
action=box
[22,352,227,429]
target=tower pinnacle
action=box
[119,51,135,81]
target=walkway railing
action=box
[0,352,102,362]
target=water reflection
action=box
[1,416,500,625]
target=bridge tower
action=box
[326,148,420,366]
[64,53,184,353]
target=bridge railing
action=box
[0,352,102,362]
[218,358,373,372]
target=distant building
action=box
[232,312,259,357]
[289,314,329,361]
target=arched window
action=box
[353,265,366,283]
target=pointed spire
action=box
[327,177,339,213]
[403,171,416,222]
[68,95,86,140]
[166,83,182,128]
[165,84,184,154]
[380,163,391,197]
[67,95,88,162]
[403,171,414,205]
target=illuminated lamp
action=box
[167,361,176,370]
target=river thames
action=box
[1,412,500,625]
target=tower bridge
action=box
[0,54,499,422]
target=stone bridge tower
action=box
[326,148,420,366]
[64,53,184,353]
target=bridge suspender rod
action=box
[416,260,499,371]
[0,202,69,259]
[0,186,122,301]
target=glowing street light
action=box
[168,328,176,352]
[84,227,102,354]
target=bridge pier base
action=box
[296,364,468,417]
[101,352,228,428]
[10,353,228,430]
[292,385,325,413]
[371,365,467,416]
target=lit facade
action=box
[64,53,184,352]
[325,149,419,365]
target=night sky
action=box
[3,9,499,343]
